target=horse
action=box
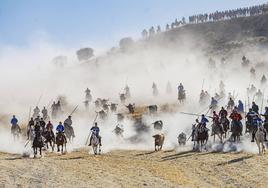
[230,121,242,143]
[64,124,75,142]
[90,132,101,155]
[43,130,55,152]
[195,126,208,152]
[153,120,163,130]
[178,132,186,146]
[153,134,165,151]
[11,124,21,141]
[32,131,44,158]
[220,117,230,138]
[56,132,67,154]
[255,126,266,155]
[211,123,223,143]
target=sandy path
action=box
[0,149,267,187]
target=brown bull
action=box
[153,134,165,151]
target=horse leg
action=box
[40,147,42,156]
[57,144,60,152]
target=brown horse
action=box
[195,126,209,152]
[230,121,242,143]
[56,132,67,154]
[153,134,165,151]
[220,117,230,138]
[43,130,55,152]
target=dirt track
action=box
[0,149,267,188]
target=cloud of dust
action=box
[1,32,268,155]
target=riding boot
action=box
[88,136,92,146]
[251,132,255,142]
[99,137,102,146]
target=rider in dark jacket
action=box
[89,122,102,146]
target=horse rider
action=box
[64,116,75,137]
[10,115,20,134]
[229,108,243,135]
[34,115,41,124]
[89,122,102,146]
[191,119,199,141]
[261,75,267,85]
[124,85,131,98]
[237,100,244,114]
[85,88,92,100]
[251,115,265,142]
[46,121,55,138]
[39,118,46,133]
[219,107,228,119]
[212,111,223,135]
[27,117,35,139]
[33,106,40,118]
[200,114,209,130]
[227,97,235,111]
[210,97,218,110]
[252,102,259,114]
[41,106,48,120]
[56,122,65,138]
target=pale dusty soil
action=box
[0,149,267,188]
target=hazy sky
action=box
[0,0,267,49]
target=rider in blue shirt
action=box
[56,122,65,133]
[10,115,18,126]
[89,122,102,146]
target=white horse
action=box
[255,125,266,155]
[90,133,101,155]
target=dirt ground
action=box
[0,148,267,188]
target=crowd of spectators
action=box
[142,3,268,38]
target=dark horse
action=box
[32,131,44,158]
[56,132,67,154]
[43,130,55,152]
[194,126,209,152]
[230,121,242,142]
[64,124,75,142]
[11,124,21,141]
[220,117,230,139]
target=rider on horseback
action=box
[27,117,35,139]
[252,115,266,142]
[200,114,209,131]
[46,121,55,137]
[209,97,218,110]
[219,107,228,119]
[191,119,199,141]
[229,108,243,135]
[89,122,102,146]
[212,111,223,135]
[227,98,235,111]
[10,115,21,134]
[64,116,75,137]
[252,102,259,114]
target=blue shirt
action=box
[11,117,18,125]
[238,102,244,112]
[201,117,209,125]
[211,99,218,106]
[56,124,64,132]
